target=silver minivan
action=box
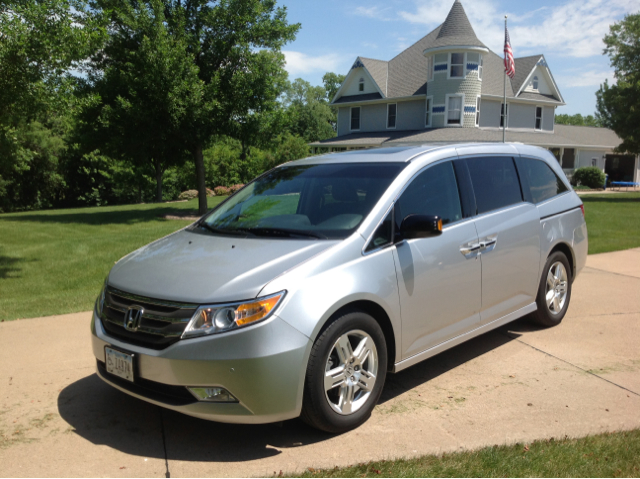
[92,143,587,433]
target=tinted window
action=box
[466,157,522,214]
[517,158,568,204]
[394,161,462,232]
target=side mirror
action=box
[400,214,442,240]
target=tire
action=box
[300,310,387,433]
[530,251,572,327]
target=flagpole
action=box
[503,15,507,143]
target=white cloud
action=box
[397,0,637,58]
[353,6,393,21]
[557,69,614,88]
[282,51,345,76]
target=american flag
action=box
[504,26,515,79]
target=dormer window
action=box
[358,78,365,92]
[450,53,464,78]
[532,76,539,91]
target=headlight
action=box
[96,277,108,317]
[182,291,286,339]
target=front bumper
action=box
[91,310,311,424]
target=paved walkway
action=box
[1,249,639,477]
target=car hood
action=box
[108,227,339,304]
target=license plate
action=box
[105,347,134,382]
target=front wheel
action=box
[301,311,387,433]
[530,251,572,327]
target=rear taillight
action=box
[580,204,585,216]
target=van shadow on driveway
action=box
[57,322,526,463]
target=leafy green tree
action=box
[555,113,602,127]
[0,0,103,210]
[79,0,201,202]
[283,78,337,142]
[596,12,640,155]
[322,72,345,103]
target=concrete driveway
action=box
[1,248,639,477]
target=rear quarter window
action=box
[516,157,568,204]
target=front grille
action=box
[100,287,197,350]
[97,361,197,406]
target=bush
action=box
[572,167,606,189]
[178,189,198,200]
[214,185,231,196]
[229,184,244,193]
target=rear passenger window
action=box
[516,157,568,204]
[466,157,522,214]
[394,161,462,231]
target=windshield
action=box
[200,162,406,239]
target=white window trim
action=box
[475,95,481,127]
[425,96,433,127]
[358,78,365,92]
[534,105,543,131]
[478,55,483,81]
[350,106,361,132]
[447,52,466,80]
[386,103,397,130]
[445,93,465,127]
[532,76,539,91]
[427,56,434,82]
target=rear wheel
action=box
[301,311,387,433]
[530,251,572,327]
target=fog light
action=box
[188,387,238,403]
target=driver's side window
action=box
[394,161,462,234]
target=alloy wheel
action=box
[546,261,568,315]
[324,330,379,415]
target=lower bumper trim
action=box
[97,360,197,406]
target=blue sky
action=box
[279,0,638,116]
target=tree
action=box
[283,78,336,142]
[0,0,103,209]
[596,12,640,155]
[555,113,602,127]
[80,0,201,202]
[322,72,345,103]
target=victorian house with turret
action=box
[311,0,639,185]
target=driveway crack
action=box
[501,331,640,398]
[583,266,640,281]
[159,408,170,478]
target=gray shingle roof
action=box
[359,57,388,96]
[386,26,441,98]
[430,0,487,50]
[511,55,542,94]
[333,93,382,104]
[311,125,622,149]
[481,50,515,97]
[517,92,560,102]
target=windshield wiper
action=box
[197,222,256,237]
[235,227,327,239]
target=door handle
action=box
[460,243,481,258]
[478,235,498,253]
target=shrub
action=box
[572,167,606,189]
[178,189,198,201]
[229,184,244,193]
[206,188,215,197]
[213,185,231,196]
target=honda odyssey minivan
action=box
[92,143,587,433]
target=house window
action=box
[350,107,360,131]
[427,56,434,82]
[478,55,483,80]
[447,95,463,126]
[475,97,481,126]
[535,106,543,130]
[500,103,508,128]
[450,53,464,78]
[562,148,576,169]
[425,97,432,127]
[358,78,364,92]
[532,76,539,91]
[387,103,397,129]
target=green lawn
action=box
[581,192,640,254]
[287,430,640,478]
[0,198,224,321]
[1,192,639,321]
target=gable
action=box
[341,68,380,96]
[331,57,387,103]
[523,66,553,95]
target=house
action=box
[310,0,639,185]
